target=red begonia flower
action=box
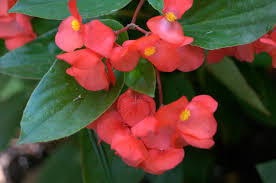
[55,0,84,52]
[5,34,35,50]
[163,0,193,19]
[111,132,148,167]
[234,43,255,63]
[83,20,116,58]
[131,116,158,137]
[142,126,175,150]
[177,45,205,72]
[141,148,184,175]
[147,16,193,46]
[135,35,181,72]
[207,47,234,64]
[57,49,109,91]
[110,40,140,72]
[155,96,189,127]
[117,89,156,127]
[87,110,129,144]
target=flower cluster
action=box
[56,0,205,91]
[0,0,36,50]
[207,26,276,67]
[87,89,218,174]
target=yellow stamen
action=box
[179,109,191,121]
[165,12,177,22]
[71,19,81,31]
[144,46,156,56]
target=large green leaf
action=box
[148,0,275,49]
[125,58,156,97]
[10,0,132,20]
[206,58,269,115]
[0,29,60,79]
[81,130,145,183]
[256,159,276,183]
[37,144,82,183]
[18,61,124,144]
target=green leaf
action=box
[81,130,145,183]
[0,93,28,151]
[10,0,132,20]
[257,159,276,183]
[125,58,156,97]
[18,61,124,144]
[0,29,60,79]
[206,57,269,115]
[37,144,82,183]
[148,0,275,49]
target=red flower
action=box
[207,44,255,63]
[141,148,184,175]
[57,49,110,91]
[0,0,36,50]
[117,89,156,127]
[83,20,116,58]
[156,95,218,149]
[110,41,140,72]
[55,0,84,52]
[146,0,193,46]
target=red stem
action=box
[131,0,145,24]
[155,68,163,106]
[105,59,116,86]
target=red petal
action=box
[171,132,188,148]
[155,96,189,127]
[0,0,9,17]
[191,95,218,113]
[57,49,109,91]
[15,14,35,35]
[177,45,205,72]
[83,20,115,57]
[105,59,116,86]
[110,42,140,72]
[131,116,158,137]
[163,0,193,19]
[147,16,193,46]
[88,110,129,144]
[141,126,175,150]
[117,89,156,127]
[55,16,84,52]
[5,34,36,50]
[0,19,23,38]
[180,134,215,149]
[141,148,184,175]
[111,134,148,167]
[207,48,234,64]
[177,100,217,139]
[234,44,255,62]
[68,0,81,22]
[56,49,101,69]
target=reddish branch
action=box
[155,69,163,106]
[131,0,145,24]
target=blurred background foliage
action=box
[0,0,276,183]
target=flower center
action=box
[165,12,177,22]
[179,109,191,121]
[144,46,156,56]
[71,19,81,31]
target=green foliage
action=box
[81,130,145,183]
[18,61,124,144]
[0,30,59,79]
[148,0,276,49]
[206,58,269,115]
[10,0,132,20]
[125,58,156,97]
[37,144,82,183]
[257,159,276,183]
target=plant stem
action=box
[131,0,146,24]
[155,68,163,106]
